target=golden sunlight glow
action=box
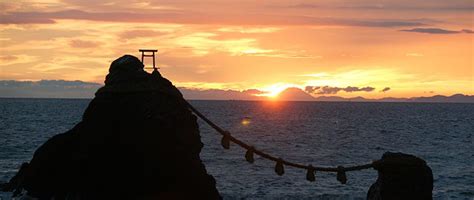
[241,117,251,126]
[259,83,301,97]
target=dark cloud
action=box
[1,9,427,27]
[400,28,474,34]
[381,87,391,92]
[344,86,375,92]
[461,29,474,33]
[317,86,343,94]
[304,85,375,94]
[304,86,320,93]
[0,80,102,98]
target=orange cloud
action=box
[69,39,101,48]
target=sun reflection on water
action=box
[241,117,251,126]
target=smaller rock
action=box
[367,152,433,200]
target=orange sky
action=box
[0,0,473,98]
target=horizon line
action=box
[1,96,473,104]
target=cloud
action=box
[0,55,18,62]
[344,86,375,92]
[0,80,102,98]
[461,29,474,33]
[381,87,391,92]
[171,32,314,58]
[304,86,321,93]
[316,86,343,94]
[0,14,55,24]
[173,32,265,56]
[217,27,281,33]
[118,29,167,39]
[400,28,474,34]
[69,39,101,48]
[285,3,474,12]
[0,55,38,65]
[304,85,375,94]
[0,9,428,28]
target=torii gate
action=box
[139,49,159,72]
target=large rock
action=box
[2,55,221,199]
[367,152,433,200]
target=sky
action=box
[0,0,473,99]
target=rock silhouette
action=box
[367,152,433,200]
[2,55,221,199]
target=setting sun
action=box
[259,83,301,98]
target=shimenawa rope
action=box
[185,101,379,184]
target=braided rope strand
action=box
[185,101,377,183]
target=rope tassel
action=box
[221,134,230,149]
[337,166,347,184]
[245,147,255,163]
[275,158,285,176]
[306,165,316,182]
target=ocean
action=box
[0,98,473,199]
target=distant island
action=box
[0,80,473,103]
[268,87,474,103]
